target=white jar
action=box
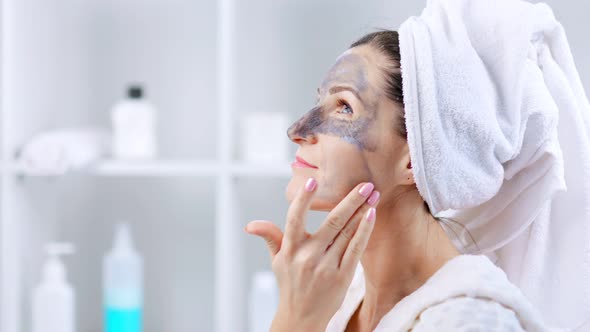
[241,112,289,163]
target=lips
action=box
[292,155,318,169]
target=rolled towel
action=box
[398,0,590,329]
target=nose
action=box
[287,120,318,145]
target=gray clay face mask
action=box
[287,51,380,152]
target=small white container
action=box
[248,270,278,332]
[111,85,157,160]
[32,243,75,332]
[241,112,289,163]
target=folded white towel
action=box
[17,127,111,176]
[398,0,590,330]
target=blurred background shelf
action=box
[89,160,221,177]
[230,162,292,178]
[7,160,293,178]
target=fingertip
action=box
[244,220,262,234]
[245,220,276,233]
[359,182,375,197]
[366,207,376,223]
[304,177,317,192]
[367,190,380,207]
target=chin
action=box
[285,175,338,211]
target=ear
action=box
[398,144,415,186]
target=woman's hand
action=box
[245,178,380,332]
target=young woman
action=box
[245,30,553,332]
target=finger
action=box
[340,207,376,271]
[283,177,317,249]
[245,220,284,258]
[314,182,375,247]
[326,191,380,264]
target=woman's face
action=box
[286,45,411,211]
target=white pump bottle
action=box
[32,242,75,332]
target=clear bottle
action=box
[248,271,278,332]
[111,84,157,160]
[32,243,75,332]
[103,223,143,332]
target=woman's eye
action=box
[337,101,354,115]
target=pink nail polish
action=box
[366,207,376,223]
[359,182,374,197]
[367,191,380,206]
[305,178,317,192]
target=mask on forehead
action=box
[287,51,379,152]
[320,51,370,93]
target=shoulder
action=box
[411,296,525,332]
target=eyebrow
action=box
[328,85,365,106]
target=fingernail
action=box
[367,191,380,206]
[358,182,374,197]
[305,178,317,192]
[243,225,249,232]
[366,207,376,223]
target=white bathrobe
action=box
[326,254,561,332]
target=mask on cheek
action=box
[287,105,377,152]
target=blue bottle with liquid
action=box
[103,224,143,332]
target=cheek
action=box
[286,175,358,212]
[285,136,376,211]
[285,175,304,202]
[320,154,366,193]
[315,137,373,210]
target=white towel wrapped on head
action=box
[398,0,590,330]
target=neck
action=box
[353,187,461,330]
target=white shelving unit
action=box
[0,1,437,331]
[8,160,292,178]
[0,0,306,330]
[6,1,587,332]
